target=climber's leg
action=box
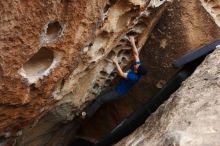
[85,87,120,117]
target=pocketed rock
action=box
[0,0,169,145]
[77,0,220,142]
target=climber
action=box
[81,36,148,118]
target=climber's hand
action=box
[129,36,135,45]
[105,58,113,63]
[112,56,118,64]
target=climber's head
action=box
[134,64,147,75]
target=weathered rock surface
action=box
[77,0,220,142]
[200,0,220,27]
[115,47,220,146]
[0,0,169,145]
[0,1,107,142]
[1,0,220,145]
[116,0,220,146]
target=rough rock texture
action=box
[0,0,108,141]
[116,47,220,146]
[76,0,220,142]
[200,0,220,27]
[0,0,169,145]
[1,0,220,145]
[115,1,220,145]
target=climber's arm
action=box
[112,57,127,79]
[129,36,140,62]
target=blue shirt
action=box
[115,68,142,95]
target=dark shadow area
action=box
[68,138,94,146]
[94,39,219,146]
[71,0,220,143]
[0,65,3,82]
[75,1,186,141]
[95,60,201,146]
[0,136,6,144]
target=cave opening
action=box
[46,21,62,41]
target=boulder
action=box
[115,47,220,146]
[0,0,169,145]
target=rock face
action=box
[200,0,220,27]
[115,48,220,146]
[116,0,220,146]
[77,0,220,142]
[0,0,106,139]
[0,0,169,145]
[1,0,220,145]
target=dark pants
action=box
[86,87,121,117]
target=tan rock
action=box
[115,48,220,146]
[1,0,220,145]
[200,0,220,27]
[77,0,220,142]
[0,0,108,135]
